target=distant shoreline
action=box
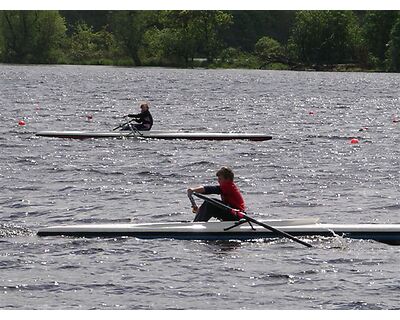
[0,62,387,73]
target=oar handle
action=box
[192,192,312,248]
[188,192,198,213]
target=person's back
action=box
[133,108,153,131]
[218,180,245,212]
[187,167,245,222]
[122,103,153,131]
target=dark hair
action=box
[216,167,234,181]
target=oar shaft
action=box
[113,118,136,131]
[244,215,312,247]
[193,192,312,248]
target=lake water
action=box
[0,65,399,309]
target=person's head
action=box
[140,103,149,112]
[216,166,234,183]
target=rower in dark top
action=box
[187,167,245,222]
[122,103,153,131]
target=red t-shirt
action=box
[219,181,245,211]
[204,181,245,218]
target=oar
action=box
[113,117,136,131]
[113,118,144,137]
[193,192,312,248]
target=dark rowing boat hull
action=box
[36,230,400,245]
[36,130,272,141]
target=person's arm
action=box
[187,186,205,195]
[203,186,221,194]
[187,185,221,196]
[127,113,143,124]
[187,186,205,213]
[187,186,221,213]
[127,112,144,118]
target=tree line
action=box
[0,10,400,72]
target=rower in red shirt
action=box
[187,167,245,222]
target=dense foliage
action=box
[0,11,66,63]
[0,10,399,71]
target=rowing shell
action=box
[37,218,400,245]
[36,130,272,141]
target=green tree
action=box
[155,11,199,66]
[224,11,295,52]
[60,11,110,33]
[110,11,157,66]
[68,23,119,63]
[386,16,400,72]
[363,11,398,66]
[289,11,361,65]
[0,27,4,58]
[217,47,259,69]
[194,11,233,62]
[0,11,66,63]
[254,36,283,63]
[143,11,232,66]
[69,23,121,64]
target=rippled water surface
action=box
[0,65,399,309]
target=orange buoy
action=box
[18,120,26,126]
[350,138,359,144]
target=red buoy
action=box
[350,138,359,144]
[18,120,26,126]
